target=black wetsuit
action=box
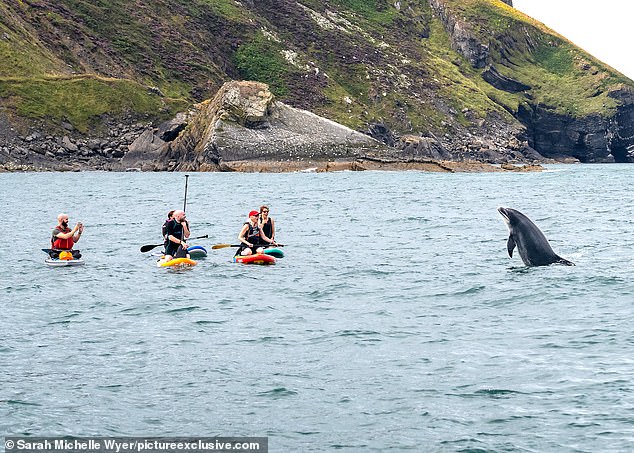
[261,217,273,241]
[165,219,186,256]
[237,221,263,255]
[161,219,170,249]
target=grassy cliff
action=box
[1,0,632,154]
[441,0,630,117]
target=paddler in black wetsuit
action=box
[258,205,275,245]
[164,210,190,261]
[161,210,175,252]
[237,210,275,256]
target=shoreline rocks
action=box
[0,155,546,174]
[0,81,562,173]
[127,81,389,171]
[0,115,150,171]
[215,158,544,173]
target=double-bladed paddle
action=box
[140,234,208,253]
[211,243,284,250]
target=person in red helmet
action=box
[237,210,275,256]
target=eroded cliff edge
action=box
[1,0,632,170]
[429,0,634,162]
[122,81,543,173]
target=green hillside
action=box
[445,0,629,116]
[1,0,632,160]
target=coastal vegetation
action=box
[0,0,632,163]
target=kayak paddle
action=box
[212,243,284,250]
[140,234,208,253]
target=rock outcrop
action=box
[126,81,387,171]
[515,87,634,163]
[123,81,550,171]
[429,0,489,68]
[2,79,549,173]
[482,65,530,93]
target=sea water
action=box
[1,165,633,451]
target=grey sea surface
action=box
[1,165,633,452]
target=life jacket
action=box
[51,225,74,250]
[244,221,261,243]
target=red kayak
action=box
[234,253,276,265]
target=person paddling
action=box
[50,213,83,259]
[258,205,275,245]
[161,210,175,252]
[237,210,275,256]
[163,210,190,261]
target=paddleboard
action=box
[157,257,197,267]
[234,254,276,265]
[45,258,85,267]
[263,247,284,258]
[187,245,208,258]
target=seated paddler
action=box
[50,213,83,259]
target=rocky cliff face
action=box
[124,81,388,171]
[1,0,633,169]
[428,0,489,68]
[516,92,634,163]
[429,0,634,162]
[607,89,634,161]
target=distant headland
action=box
[1,0,632,171]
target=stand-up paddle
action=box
[183,174,189,212]
[174,174,190,259]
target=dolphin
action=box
[497,207,574,266]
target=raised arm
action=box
[56,223,79,240]
[72,223,84,243]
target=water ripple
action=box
[2,167,634,451]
